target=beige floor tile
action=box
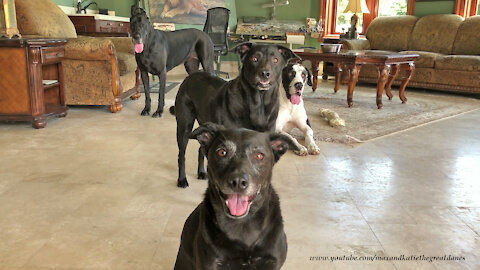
[1,84,480,269]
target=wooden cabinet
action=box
[68,15,130,37]
[0,38,68,129]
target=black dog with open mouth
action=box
[130,7,214,117]
[174,123,298,270]
[171,42,299,188]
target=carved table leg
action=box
[130,68,141,100]
[385,64,399,100]
[311,60,320,92]
[109,97,123,113]
[346,64,361,107]
[399,63,415,104]
[376,64,391,109]
[334,63,342,93]
[33,118,46,129]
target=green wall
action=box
[53,0,75,6]
[53,0,135,17]
[414,0,455,17]
[235,0,319,21]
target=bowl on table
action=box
[320,43,342,53]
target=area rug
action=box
[297,81,480,144]
[139,81,179,93]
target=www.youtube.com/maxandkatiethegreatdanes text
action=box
[309,254,466,263]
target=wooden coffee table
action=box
[294,49,419,109]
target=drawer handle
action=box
[119,23,124,27]
[106,22,112,26]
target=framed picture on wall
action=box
[148,0,226,25]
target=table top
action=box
[294,49,419,63]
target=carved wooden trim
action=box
[28,46,45,116]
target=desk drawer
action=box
[41,47,65,64]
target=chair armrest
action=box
[340,39,370,51]
[108,37,134,54]
[64,36,115,61]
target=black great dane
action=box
[130,7,214,117]
[174,123,297,270]
[171,43,299,188]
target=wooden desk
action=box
[0,38,68,128]
[69,15,130,37]
[294,49,419,109]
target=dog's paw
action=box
[140,108,150,116]
[294,146,308,156]
[177,178,189,188]
[197,172,207,180]
[152,111,163,118]
[308,145,321,155]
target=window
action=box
[319,0,414,38]
[335,0,364,33]
[478,0,480,15]
[378,0,408,16]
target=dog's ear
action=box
[277,46,301,63]
[190,123,224,150]
[269,133,300,162]
[305,67,313,86]
[232,42,253,58]
[131,5,137,16]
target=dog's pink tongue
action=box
[134,43,144,53]
[290,94,301,105]
[226,194,249,216]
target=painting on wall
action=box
[148,0,225,25]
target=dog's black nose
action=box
[259,70,271,79]
[294,82,303,91]
[229,174,249,192]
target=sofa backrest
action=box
[453,16,480,55]
[408,14,463,54]
[16,0,77,39]
[366,16,418,52]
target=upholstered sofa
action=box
[341,14,480,94]
[15,0,140,113]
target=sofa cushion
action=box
[399,51,440,68]
[453,16,480,55]
[16,0,77,38]
[117,52,137,76]
[436,55,480,72]
[409,14,463,54]
[366,16,418,52]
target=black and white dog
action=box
[174,123,296,270]
[276,63,320,155]
[171,43,299,188]
[130,7,214,117]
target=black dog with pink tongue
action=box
[174,123,298,270]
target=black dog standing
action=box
[130,7,214,117]
[171,43,299,188]
[174,123,298,270]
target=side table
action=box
[0,38,68,128]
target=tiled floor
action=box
[1,76,479,270]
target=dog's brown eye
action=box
[252,56,258,62]
[273,58,278,63]
[254,152,264,160]
[218,149,227,157]
[301,73,306,78]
